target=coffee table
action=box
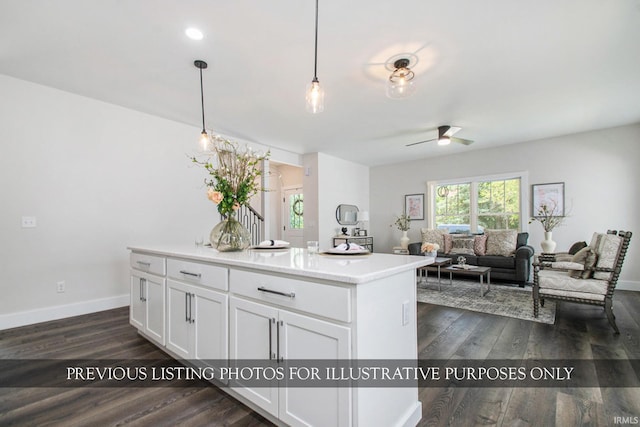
[444,265,491,297]
[417,257,452,291]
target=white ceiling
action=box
[2,0,639,166]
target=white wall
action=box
[0,75,213,327]
[0,75,293,328]
[303,153,370,250]
[318,153,370,245]
[370,123,640,289]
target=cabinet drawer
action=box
[230,269,351,323]
[167,258,228,291]
[130,252,166,276]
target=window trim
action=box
[427,171,529,232]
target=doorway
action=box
[282,186,304,247]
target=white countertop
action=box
[128,245,432,284]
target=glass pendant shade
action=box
[387,59,416,99]
[199,130,209,151]
[305,79,325,114]
[387,78,415,99]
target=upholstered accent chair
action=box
[533,230,632,333]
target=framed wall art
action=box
[531,182,565,217]
[405,193,425,220]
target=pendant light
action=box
[387,58,416,99]
[194,59,209,150]
[305,0,324,113]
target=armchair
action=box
[533,230,632,333]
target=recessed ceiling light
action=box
[185,27,204,41]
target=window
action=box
[435,183,471,228]
[477,179,520,230]
[288,193,304,229]
[432,174,524,233]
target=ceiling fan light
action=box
[438,136,451,146]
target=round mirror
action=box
[336,204,359,225]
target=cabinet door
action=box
[130,273,145,331]
[193,287,228,362]
[278,310,352,427]
[166,280,192,358]
[144,273,166,346]
[229,297,279,416]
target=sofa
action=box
[408,229,534,286]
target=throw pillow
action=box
[443,233,453,254]
[589,232,603,252]
[485,229,517,257]
[569,246,598,279]
[473,234,487,256]
[582,248,598,279]
[451,237,475,255]
[420,228,445,250]
[593,233,623,280]
[568,241,588,255]
[516,232,529,248]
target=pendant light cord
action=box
[199,67,206,132]
[313,0,319,79]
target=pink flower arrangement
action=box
[421,242,440,253]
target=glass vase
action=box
[210,214,251,252]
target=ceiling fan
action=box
[405,125,474,147]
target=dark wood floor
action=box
[1,290,639,426]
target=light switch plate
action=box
[402,300,410,326]
[21,216,37,228]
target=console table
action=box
[332,235,374,252]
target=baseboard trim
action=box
[0,294,129,331]
[617,280,640,292]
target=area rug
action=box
[416,278,556,324]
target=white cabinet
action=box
[128,246,426,427]
[230,287,351,426]
[166,279,228,362]
[130,269,165,346]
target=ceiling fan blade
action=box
[443,126,462,137]
[405,138,436,147]
[452,137,474,145]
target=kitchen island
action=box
[128,245,431,427]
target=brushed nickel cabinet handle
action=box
[185,292,189,322]
[268,318,274,360]
[179,270,201,278]
[257,287,295,299]
[277,320,284,363]
[190,293,195,323]
[140,278,147,302]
